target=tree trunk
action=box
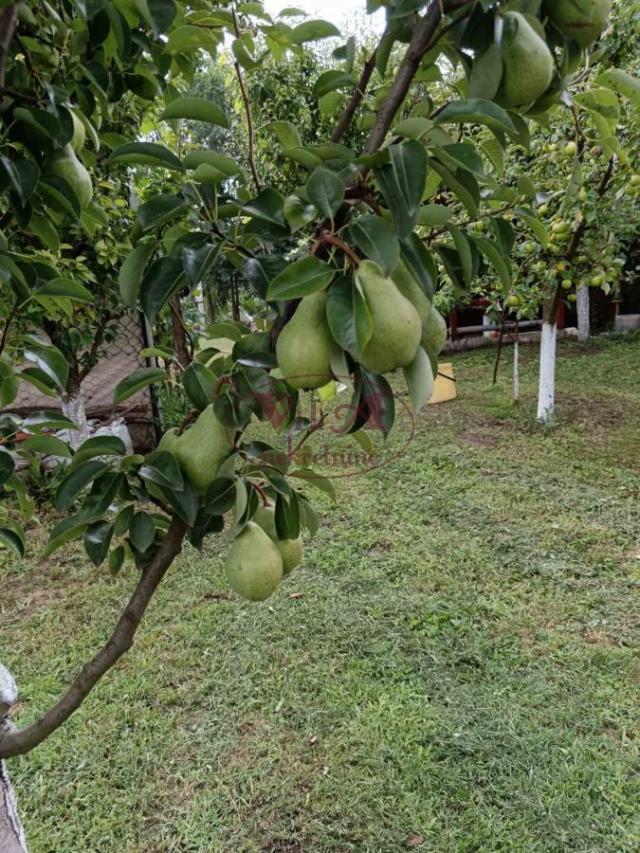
[513,339,520,403]
[1,665,27,853]
[537,321,557,424]
[0,762,27,853]
[61,389,90,450]
[576,285,590,342]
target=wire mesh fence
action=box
[6,313,159,452]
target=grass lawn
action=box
[2,335,640,852]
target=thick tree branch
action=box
[169,295,192,368]
[0,517,188,759]
[364,0,474,154]
[331,48,378,144]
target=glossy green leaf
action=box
[183,150,242,176]
[119,238,157,308]
[0,527,25,558]
[182,361,216,411]
[43,516,89,558]
[269,120,302,148]
[35,278,93,302]
[84,521,114,567]
[418,204,452,226]
[327,275,372,359]
[204,477,236,515]
[0,450,15,487]
[267,256,335,300]
[434,99,518,139]
[161,97,228,127]
[289,468,336,502]
[291,19,340,44]
[108,142,183,171]
[306,167,345,220]
[147,0,177,32]
[23,411,78,431]
[137,194,189,232]
[139,451,184,491]
[165,24,220,53]
[313,69,354,98]
[348,215,399,275]
[38,176,81,218]
[129,511,155,552]
[471,235,512,290]
[55,460,108,511]
[596,69,640,107]
[114,367,167,405]
[109,544,125,575]
[403,346,434,412]
[21,435,72,458]
[140,257,184,323]
[23,341,68,390]
[374,141,427,238]
[70,435,127,469]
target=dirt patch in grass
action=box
[461,431,499,448]
[559,392,636,429]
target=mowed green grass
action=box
[2,336,640,852]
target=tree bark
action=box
[0,518,188,759]
[61,388,90,450]
[576,285,590,341]
[0,666,27,852]
[169,296,191,368]
[0,761,27,853]
[537,321,557,423]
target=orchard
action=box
[0,0,638,849]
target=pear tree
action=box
[0,0,629,847]
[457,0,639,420]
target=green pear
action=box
[497,12,554,107]
[545,0,611,47]
[355,260,422,374]
[276,291,333,390]
[252,502,303,576]
[392,260,431,323]
[422,308,447,356]
[225,521,283,601]
[159,405,232,494]
[47,144,93,208]
[157,427,179,455]
[70,111,85,153]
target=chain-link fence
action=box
[6,313,159,452]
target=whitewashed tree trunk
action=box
[537,321,557,424]
[61,390,90,450]
[513,339,520,403]
[0,665,27,853]
[576,285,590,341]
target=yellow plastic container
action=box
[428,362,457,405]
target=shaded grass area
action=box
[2,336,640,852]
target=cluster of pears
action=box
[225,501,303,601]
[45,109,93,209]
[496,1,611,109]
[158,404,233,493]
[545,0,611,48]
[276,259,446,389]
